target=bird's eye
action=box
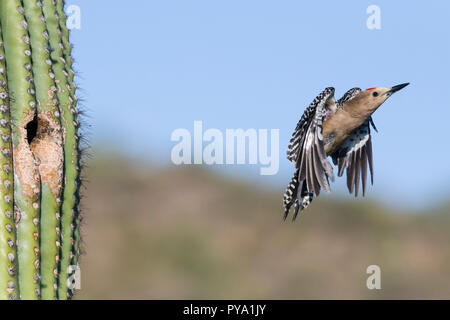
[372,92,378,97]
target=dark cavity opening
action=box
[26,114,38,144]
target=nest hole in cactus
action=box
[26,114,38,144]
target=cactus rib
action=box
[41,0,79,299]
[0,0,42,300]
[0,25,19,301]
[23,0,65,300]
[56,0,81,272]
[55,0,82,295]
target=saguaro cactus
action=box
[0,0,81,300]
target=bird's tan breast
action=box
[322,108,366,155]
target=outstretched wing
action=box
[331,120,377,197]
[337,87,362,106]
[286,95,323,163]
[285,87,335,201]
[289,87,335,196]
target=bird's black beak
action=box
[388,83,409,94]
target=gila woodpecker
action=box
[283,83,409,220]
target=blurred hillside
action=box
[75,155,450,299]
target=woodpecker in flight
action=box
[283,83,409,220]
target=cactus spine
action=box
[0,0,81,300]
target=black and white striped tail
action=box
[283,171,314,221]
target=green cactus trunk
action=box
[0,0,81,300]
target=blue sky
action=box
[68,1,450,210]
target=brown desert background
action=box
[74,153,450,299]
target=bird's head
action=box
[349,83,409,117]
